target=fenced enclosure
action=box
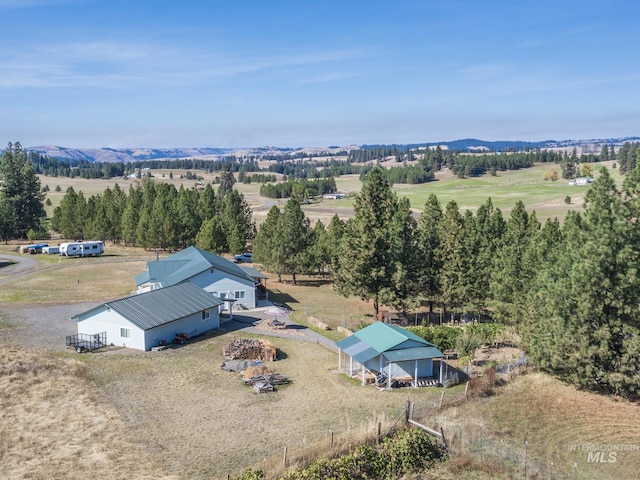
[65,332,106,353]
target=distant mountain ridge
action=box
[28,137,640,163]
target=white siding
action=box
[191,270,256,309]
[142,310,220,351]
[75,305,221,352]
[76,306,146,351]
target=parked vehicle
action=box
[234,252,252,263]
[27,243,48,254]
[42,245,60,254]
[60,241,104,257]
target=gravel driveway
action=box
[0,253,338,353]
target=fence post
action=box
[524,439,528,480]
[330,431,334,448]
[440,427,448,451]
[439,390,445,408]
[405,400,411,423]
[283,446,287,468]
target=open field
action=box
[39,160,621,225]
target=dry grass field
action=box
[432,372,640,479]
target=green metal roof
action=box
[336,322,443,362]
[354,322,434,352]
[384,346,443,362]
[135,246,255,287]
[336,335,379,364]
[103,283,223,331]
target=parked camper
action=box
[60,241,104,257]
[42,245,60,254]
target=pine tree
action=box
[253,206,282,280]
[489,201,538,324]
[219,190,254,254]
[525,167,640,399]
[416,194,443,312]
[437,200,467,316]
[382,196,420,314]
[275,198,312,285]
[334,167,398,318]
[196,217,228,253]
[0,142,46,240]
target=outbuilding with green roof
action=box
[336,322,444,388]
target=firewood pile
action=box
[222,338,277,361]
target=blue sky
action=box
[1,0,639,149]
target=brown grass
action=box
[432,372,640,479]
[82,331,444,479]
[0,346,177,480]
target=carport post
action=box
[439,357,444,384]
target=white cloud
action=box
[0,38,363,89]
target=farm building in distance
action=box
[336,322,444,388]
[322,193,345,200]
[72,282,223,351]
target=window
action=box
[201,309,210,320]
[120,328,131,338]
[234,290,245,299]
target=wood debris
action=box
[222,338,276,361]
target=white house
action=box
[134,246,260,311]
[72,283,223,351]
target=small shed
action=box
[72,283,223,351]
[336,322,444,388]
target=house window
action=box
[201,309,210,320]
[120,328,131,338]
[234,290,245,299]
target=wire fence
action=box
[410,395,571,480]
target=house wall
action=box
[361,355,434,378]
[384,359,433,378]
[143,310,220,350]
[76,306,221,352]
[76,306,146,351]
[190,270,256,309]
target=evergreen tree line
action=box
[252,166,640,400]
[30,154,260,179]
[259,178,338,199]
[359,163,435,184]
[49,180,254,254]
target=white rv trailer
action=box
[59,241,104,257]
